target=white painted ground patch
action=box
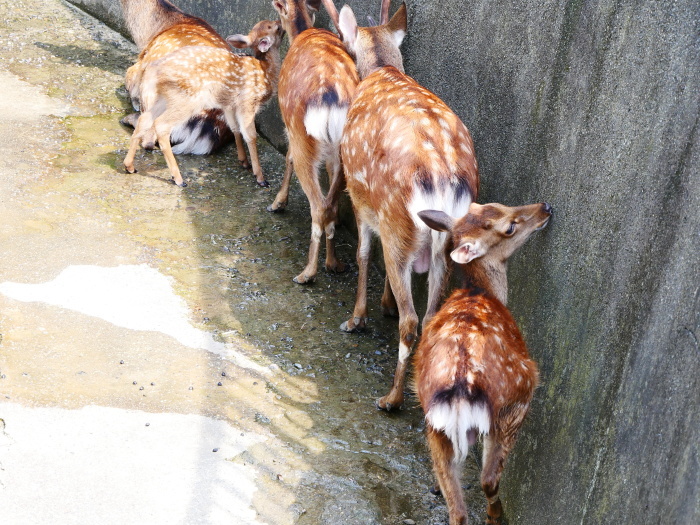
[0,264,224,352]
[0,403,265,525]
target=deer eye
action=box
[505,222,516,235]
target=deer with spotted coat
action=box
[268,0,406,283]
[123,20,284,187]
[331,1,479,411]
[120,0,241,156]
[414,201,552,525]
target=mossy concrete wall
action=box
[69,0,700,523]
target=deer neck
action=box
[258,47,282,93]
[285,5,314,40]
[460,257,508,305]
[120,0,183,50]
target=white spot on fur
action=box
[304,105,349,144]
[398,342,411,363]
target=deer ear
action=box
[226,34,251,49]
[418,210,454,232]
[451,240,486,264]
[257,36,272,53]
[387,2,407,47]
[338,5,358,51]
[272,0,287,16]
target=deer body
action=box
[120,0,234,156]
[414,202,552,525]
[336,3,478,410]
[270,0,359,283]
[123,21,283,187]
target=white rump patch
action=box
[304,105,349,145]
[426,400,490,463]
[408,183,472,231]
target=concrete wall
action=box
[68,0,700,523]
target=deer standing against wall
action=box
[123,20,284,187]
[120,0,238,157]
[334,2,478,411]
[414,201,552,525]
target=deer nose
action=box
[542,202,553,215]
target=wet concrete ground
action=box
[0,1,488,523]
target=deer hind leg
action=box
[322,153,346,273]
[340,218,373,332]
[427,427,468,525]
[268,151,293,212]
[481,434,512,524]
[381,274,398,317]
[124,110,154,174]
[377,247,418,410]
[290,149,324,284]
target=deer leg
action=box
[377,250,418,410]
[427,427,468,525]
[238,112,268,187]
[381,274,398,317]
[322,154,346,273]
[481,435,509,524]
[234,132,250,169]
[268,151,293,212]
[340,219,372,332]
[124,111,153,174]
[291,152,324,284]
[424,232,449,328]
[153,118,185,187]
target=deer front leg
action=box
[377,254,417,411]
[239,114,268,187]
[268,151,293,212]
[427,427,468,525]
[341,220,372,332]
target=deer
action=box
[413,201,552,525]
[123,20,285,187]
[331,2,478,411]
[120,0,235,158]
[268,0,406,284]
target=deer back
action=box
[341,67,478,234]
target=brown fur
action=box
[414,201,552,524]
[338,5,478,410]
[120,0,235,155]
[123,21,284,187]
[269,0,359,283]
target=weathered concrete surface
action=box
[55,0,700,523]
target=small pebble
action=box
[119,360,124,364]
[145,423,150,427]
[221,371,226,377]
[253,381,258,385]
[345,353,351,358]
[189,386,194,390]
[151,382,155,386]
[133,381,137,385]
[294,363,303,369]
[403,520,416,525]
[212,448,219,453]
[217,382,223,386]
[139,386,144,391]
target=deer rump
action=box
[415,291,538,461]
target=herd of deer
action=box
[118,0,553,523]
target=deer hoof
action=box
[257,180,270,188]
[325,261,347,274]
[339,317,366,332]
[293,273,314,285]
[124,165,137,174]
[266,202,286,213]
[171,178,187,188]
[376,394,402,412]
[430,486,442,496]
